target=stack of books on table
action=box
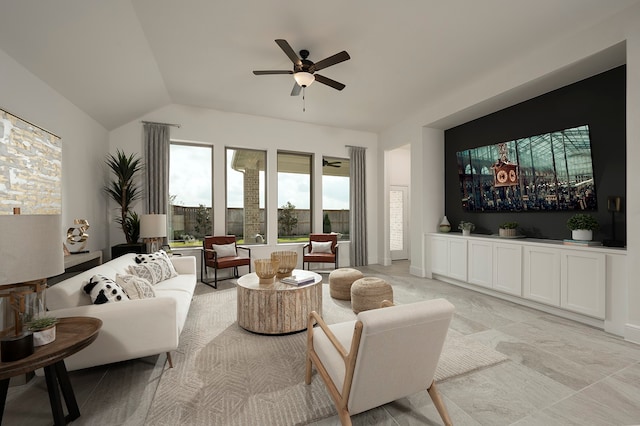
[280,275,316,286]
[562,239,603,247]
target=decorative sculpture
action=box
[66,219,90,252]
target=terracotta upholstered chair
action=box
[303,233,338,270]
[201,235,251,288]
[306,299,455,426]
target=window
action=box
[226,148,266,244]
[169,143,213,247]
[322,156,350,241]
[277,152,312,242]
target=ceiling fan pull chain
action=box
[303,86,306,112]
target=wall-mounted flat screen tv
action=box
[457,125,597,212]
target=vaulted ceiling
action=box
[0,1,636,132]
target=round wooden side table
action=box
[0,316,102,425]
[237,269,322,334]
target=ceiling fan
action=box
[253,39,350,96]
[323,159,342,167]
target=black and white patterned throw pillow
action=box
[83,274,130,304]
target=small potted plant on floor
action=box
[458,221,475,236]
[27,316,58,346]
[499,221,518,237]
[567,213,599,241]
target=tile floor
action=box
[4,261,640,425]
[308,262,640,426]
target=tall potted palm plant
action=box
[105,150,143,252]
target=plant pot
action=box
[572,229,593,241]
[499,228,516,237]
[462,229,471,237]
[33,325,56,347]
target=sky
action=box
[169,144,349,209]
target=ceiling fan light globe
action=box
[294,72,315,87]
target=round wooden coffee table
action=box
[237,269,322,334]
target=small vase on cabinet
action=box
[439,216,451,233]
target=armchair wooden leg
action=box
[338,408,352,426]
[305,355,313,385]
[427,381,452,426]
[166,352,174,368]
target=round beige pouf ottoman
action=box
[351,277,393,313]
[329,268,364,300]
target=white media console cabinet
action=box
[425,233,627,336]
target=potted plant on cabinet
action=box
[567,213,599,241]
[499,221,518,237]
[104,150,145,257]
[27,316,58,346]
[458,221,475,236]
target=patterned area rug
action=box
[145,283,507,425]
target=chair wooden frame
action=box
[305,300,453,426]
[302,233,339,270]
[201,236,251,289]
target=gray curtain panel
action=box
[349,146,368,266]
[143,123,169,215]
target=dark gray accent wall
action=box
[444,65,626,242]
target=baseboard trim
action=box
[434,274,606,331]
[625,323,640,344]
[409,265,425,277]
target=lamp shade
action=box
[140,214,167,239]
[293,72,315,87]
[0,214,64,285]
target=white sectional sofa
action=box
[45,253,197,371]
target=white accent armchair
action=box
[306,298,455,426]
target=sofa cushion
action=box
[129,262,164,285]
[83,274,130,304]
[135,250,178,279]
[116,274,155,300]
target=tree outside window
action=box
[322,156,350,241]
[277,152,312,242]
[169,143,213,247]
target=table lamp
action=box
[0,211,64,362]
[140,214,167,253]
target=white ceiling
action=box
[0,0,636,132]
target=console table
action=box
[48,251,103,285]
[0,317,102,425]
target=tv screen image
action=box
[457,125,597,212]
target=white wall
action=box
[388,146,410,186]
[108,104,379,266]
[0,49,109,254]
[625,27,640,344]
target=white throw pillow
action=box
[310,241,333,254]
[116,274,155,300]
[136,250,178,279]
[212,242,237,258]
[83,274,129,304]
[129,262,163,285]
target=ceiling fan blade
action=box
[311,51,350,72]
[275,39,302,66]
[253,70,293,75]
[290,82,301,96]
[314,74,346,91]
